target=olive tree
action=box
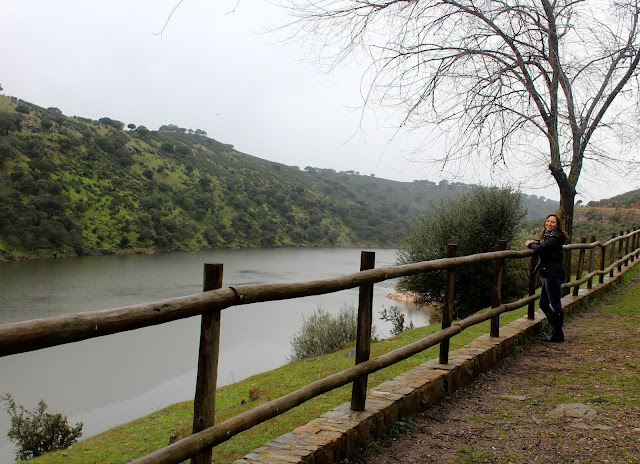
[285,0,640,248]
[396,186,527,318]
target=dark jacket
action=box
[528,230,567,279]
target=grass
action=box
[452,445,492,462]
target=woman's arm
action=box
[529,234,565,252]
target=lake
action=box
[0,248,432,461]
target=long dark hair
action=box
[540,213,567,239]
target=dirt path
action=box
[354,273,640,464]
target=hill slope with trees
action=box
[0,95,558,260]
[587,188,640,209]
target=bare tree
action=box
[285,0,640,241]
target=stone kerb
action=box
[234,260,636,464]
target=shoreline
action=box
[0,243,399,263]
[386,291,422,304]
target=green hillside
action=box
[572,206,640,240]
[0,94,558,260]
[587,188,640,209]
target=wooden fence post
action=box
[599,239,606,284]
[617,231,624,272]
[350,251,375,412]
[587,235,596,290]
[610,232,616,277]
[631,228,637,262]
[573,237,586,296]
[490,240,507,338]
[439,244,457,365]
[527,252,539,320]
[562,234,572,297]
[192,263,223,464]
[625,229,631,266]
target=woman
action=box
[525,213,568,342]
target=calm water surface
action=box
[0,248,430,461]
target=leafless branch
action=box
[154,0,185,38]
[282,0,640,232]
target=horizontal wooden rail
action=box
[130,323,453,464]
[227,249,533,305]
[564,249,637,290]
[0,289,237,357]
[563,232,637,250]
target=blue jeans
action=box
[540,277,563,316]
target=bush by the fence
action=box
[396,186,529,319]
[380,306,414,336]
[1,393,83,461]
[289,305,359,361]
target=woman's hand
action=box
[525,240,534,247]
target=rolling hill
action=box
[0,94,559,260]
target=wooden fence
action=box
[1,228,639,464]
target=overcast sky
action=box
[2,0,637,203]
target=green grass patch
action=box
[449,445,492,463]
[598,276,640,315]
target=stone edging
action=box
[234,260,637,464]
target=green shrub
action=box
[396,186,528,319]
[380,306,414,336]
[15,103,31,114]
[289,305,358,361]
[1,394,83,461]
[0,111,21,136]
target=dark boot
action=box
[540,309,554,341]
[541,311,564,342]
[548,312,564,342]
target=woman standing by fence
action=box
[525,213,568,342]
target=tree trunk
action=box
[558,185,576,286]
